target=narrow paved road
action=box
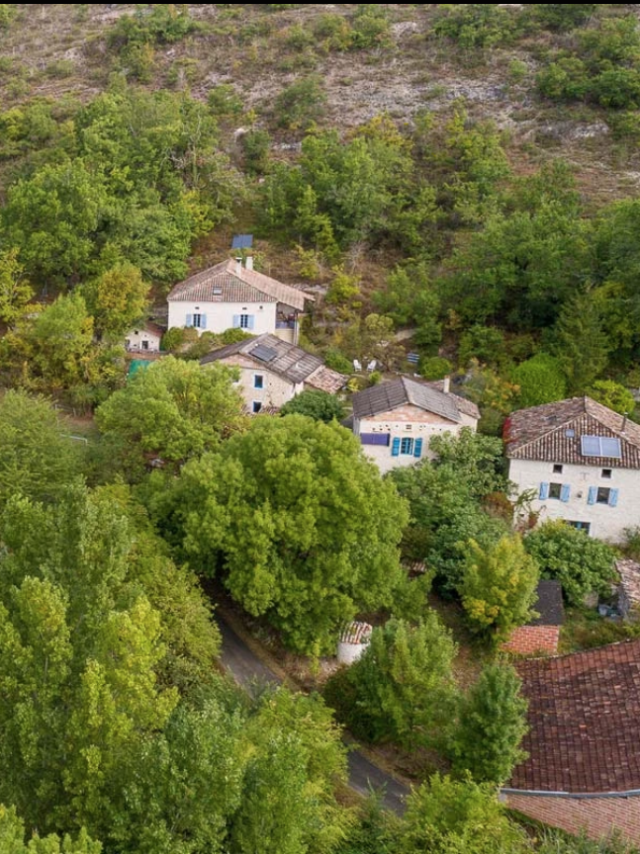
[218,615,409,814]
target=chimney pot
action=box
[443,376,451,394]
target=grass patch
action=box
[559,606,640,654]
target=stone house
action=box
[124,321,164,353]
[167,257,311,345]
[505,397,640,543]
[351,376,480,474]
[200,333,346,414]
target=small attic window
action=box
[565,429,576,438]
[213,288,222,295]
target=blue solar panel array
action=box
[232,234,254,249]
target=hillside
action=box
[2,3,640,203]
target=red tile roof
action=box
[505,397,640,470]
[510,640,640,794]
[167,259,310,311]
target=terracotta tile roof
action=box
[305,365,347,395]
[353,377,479,422]
[201,334,347,389]
[505,397,640,470]
[510,640,640,794]
[167,259,311,312]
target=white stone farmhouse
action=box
[201,333,346,414]
[351,377,480,474]
[505,397,640,543]
[167,257,311,344]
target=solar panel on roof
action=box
[252,344,278,363]
[231,234,253,249]
[601,437,622,458]
[581,435,622,459]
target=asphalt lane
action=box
[217,614,410,814]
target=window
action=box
[553,464,563,475]
[142,340,149,351]
[254,375,264,389]
[240,314,251,329]
[569,521,591,534]
[252,401,262,414]
[549,482,563,500]
[400,438,414,456]
[193,314,203,328]
[588,486,619,507]
[597,487,611,505]
[361,433,391,447]
[602,469,612,479]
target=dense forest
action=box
[1,4,640,853]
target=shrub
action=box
[351,8,393,51]
[280,390,345,423]
[433,4,517,50]
[274,76,327,130]
[418,356,452,381]
[207,83,243,116]
[0,4,15,29]
[313,13,353,52]
[524,521,618,606]
[324,348,353,374]
[534,4,598,31]
[241,129,271,175]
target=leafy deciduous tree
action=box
[460,536,540,643]
[160,416,409,653]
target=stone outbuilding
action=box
[337,622,372,666]
[502,580,564,656]
[617,559,640,620]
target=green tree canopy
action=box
[391,462,509,598]
[460,536,540,643]
[0,249,34,329]
[95,357,244,480]
[524,521,617,605]
[158,416,409,653]
[81,263,150,340]
[512,353,567,409]
[326,615,458,749]
[0,390,80,508]
[399,774,529,854]
[0,805,102,853]
[280,390,346,423]
[451,663,529,785]
[587,379,636,415]
[553,291,610,393]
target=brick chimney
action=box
[245,255,254,271]
[235,257,243,276]
[443,376,451,394]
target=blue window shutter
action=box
[232,315,240,328]
[391,438,401,457]
[539,482,550,501]
[609,489,619,508]
[414,438,423,459]
[560,484,571,503]
[186,314,193,327]
[588,486,597,505]
[248,315,255,330]
[200,314,207,330]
